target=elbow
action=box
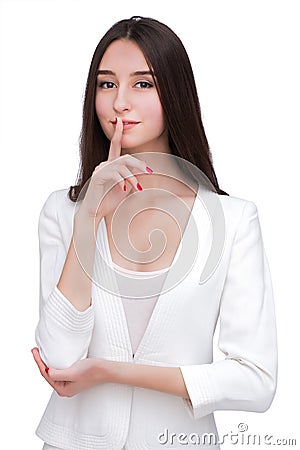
[231,357,278,413]
[35,326,91,369]
[36,344,86,370]
[34,297,94,369]
[258,376,277,412]
[249,370,277,413]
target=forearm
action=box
[57,211,102,312]
[106,360,190,399]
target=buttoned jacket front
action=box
[35,186,277,450]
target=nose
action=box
[113,86,131,113]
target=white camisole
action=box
[111,261,170,356]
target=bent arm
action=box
[108,361,189,399]
[35,191,96,369]
[179,201,278,419]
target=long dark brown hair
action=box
[69,16,229,201]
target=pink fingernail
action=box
[146,166,153,173]
[137,183,143,191]
[45,367,49,374]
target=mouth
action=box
[111,119,141,130]
[111,119,140,124]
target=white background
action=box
[0,0,299,448]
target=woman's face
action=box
[95,39,169,154]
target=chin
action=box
[121,140,146,152]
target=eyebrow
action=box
[96,69,154,77]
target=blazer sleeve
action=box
[179,200,278,419]
[35,190,95,369]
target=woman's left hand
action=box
[31,347,111,397]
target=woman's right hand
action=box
[78,118,153,219]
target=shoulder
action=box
[39,187,78,232]
[217,193,258,218]
[216,194,261,243]
[40,187,76,215]
[199,191,259,236]
[38,187,79,243]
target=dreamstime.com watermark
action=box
[157,423,297,446]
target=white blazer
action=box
[35,186,277,449]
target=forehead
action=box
[98,39,149,71]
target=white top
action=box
[111,259,175,356]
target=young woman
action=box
[32,16,277,450]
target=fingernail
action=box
[45,367,49,374]
[123,184,127,192]
[146,166,153,173]
[137,183,143,191]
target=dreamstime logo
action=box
[72,152,226,299]
[158,424,297,446]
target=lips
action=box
[111,119,140,125]
[111,118,141,131]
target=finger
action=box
[31,347,47,374]
[120,154,153,176]
[31,348,57,388]
[118,166,142,192]
[131,165,154,178]
[31,347,49,368]
[108,170,130,193]
[108,117,123,161]
[107,164,141,193]
[117,155,154,192]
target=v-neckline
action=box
[100,183,201,360]
[103,184,200,274]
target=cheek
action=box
[145,97,165,132]
[95,94,112,138]
[95,94,107,121]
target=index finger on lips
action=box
[108,117,123,161]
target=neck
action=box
[126,153,195,193]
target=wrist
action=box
[102,359,129,385]
[89,358,113,385]
[74,208,102,233]
[76,185,106,222]
[74,207,101,224]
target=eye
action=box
[135,81,153,89]
[98,81,116,89]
